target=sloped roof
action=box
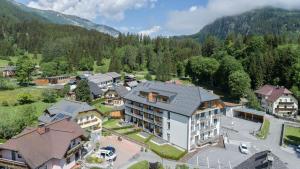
[234,150,288,169]
[107,85,129,98]
[0,119,85,169]
[124,81,220,117]
[105,72,121,79]
[127,81,139,87]
[88,81,104,96]
[39,99,96,123]
[255,85,292,102]
[88,73,113,83]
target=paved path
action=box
[224,115,300,169]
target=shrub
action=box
[0,78,18,90]
[17,93,35,105]
[175,164,189,169]
[42,90,57,103]
[86,155,103,164]
[2,101,9,106]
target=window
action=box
[91,115,94,119]
[196,114,200,120]
[66,157,71,164]
[17,153,22,159]
[214,109,218,114]
[167,122,170,130]
[168,112,171,120]
[200,122,205,129]
[201,113,205,117]
[167,133,170,142]
[214,119,218,125]
[208,111,211,116]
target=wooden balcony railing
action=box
[0,158,28,169]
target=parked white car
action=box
[98,149,117,161]
[239,143,249,154]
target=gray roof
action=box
[127,81,139,87]
[105,72,121,79]
[39,99,96,123]
[88,73,113,84]
[124,81,220,117]
[108,85,129,98]
[234,150,288,169]
[234,107,266,116]
[88,81,103,96]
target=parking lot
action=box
[100,135,142,168]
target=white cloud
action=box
[166,0,300,35]
[27,0,157,21]
[189,6,197,12]
[138,26,161,36]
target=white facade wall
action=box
[162,111,189,150]
[272,95,298,115]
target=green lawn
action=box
[256,119,270,139]
[128,160,149,169]
[0,101,52,115]
[147,141,187,160]
[94,58,111,73]
[284,126,300,146]
[102,119,120,129]
[95,104,113,113]
[127,133,147,143]
[0,87,45,105]
[0,139,6,144]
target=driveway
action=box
[187,115,300,169]
[100,135,142,168]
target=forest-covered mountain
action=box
[0,0,120,36]
[188,7,300,42]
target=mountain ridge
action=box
[185,7,300,42]
[1,0,120,36]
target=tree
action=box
[75,80,91,103]
[202,36,218,57]
[186,56,220,86]
[58,84,71,97]
[246,89,261,110]
[176,62,185,77]
[145,73,153,81]
[16,55,36,85]
[17,93,35,105]
[42,90,57,103]
[228,70,251,98]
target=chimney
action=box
[37,123,47,135]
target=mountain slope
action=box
[0,0,120,36]
[189,7,300,42]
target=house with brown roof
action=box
[255,85,298,117]
[104,85,129,107]
[0,119,86,169]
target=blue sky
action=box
[15,0,300,36]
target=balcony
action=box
[275,107,297,111]
[197,137,218,146]
[66,142,84,157]
[154,119,163,127]
[0,158,28,169]
[200,125,216,132]
[143,116,154,123]
[278,102,295,105]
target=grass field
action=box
[256,119,270,139]
[128,160,149,169]
[284,125,300,146]
[0,101,52,115]
[0,87,45,105]
[102,119,120,129]
[94,58,111,73]
[147,141,186,160]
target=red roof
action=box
[255,85,292,102]
[0,119,85,169]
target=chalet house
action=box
[1,66,16,77]
[255,85,298,117]
[39,99,103,132]
[34,76,73,86]
[104,85,129,107]
[125,80,139,89]
[0,119,86,169]
[105,72,121,83]
[124,81,224,151]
